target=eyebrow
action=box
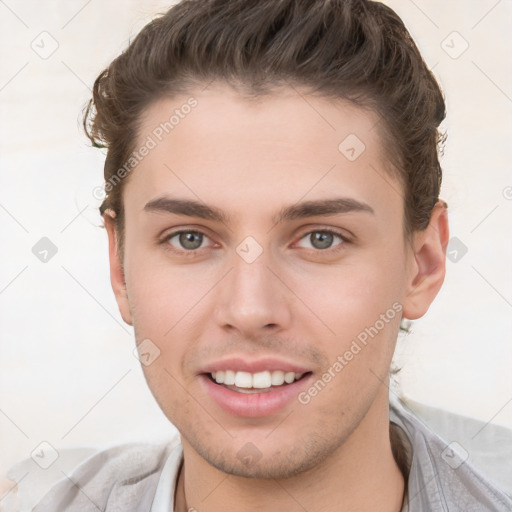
[143,196,374,224]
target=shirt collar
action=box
[150,443,183,512]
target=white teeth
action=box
[234,371,252,388]
[284,372,295,384]
[271,370,285,386]
[211,370,305,388]
[253,371,271,388]
[224,370,236,385]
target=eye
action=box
[165,230,210,251]
[296,229,346,250]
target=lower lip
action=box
[199,374,313,418]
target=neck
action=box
[175,390,405,512]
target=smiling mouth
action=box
[206,370,311,393]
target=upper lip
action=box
[200,357,311,375]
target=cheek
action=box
[125,248,212,331]
[298,267,402,413]
[124,250,221,385]
[287,248,406,372]
[295,258,403,330]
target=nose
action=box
[214,250,292,338]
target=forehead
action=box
[136,84,382,164]
[125,85,402,225]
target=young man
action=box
[19,0,512,510]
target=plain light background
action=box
[0,0,511,478]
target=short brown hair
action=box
[83,0,446,258]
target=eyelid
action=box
[294,226,353,245]
[293,229,346,251]
[160,224,215,241]
[159,226,353,255]
[160,227,218,253]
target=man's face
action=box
[112,85,419,478]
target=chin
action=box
[185,433,339,480]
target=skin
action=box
[104,84,449,512]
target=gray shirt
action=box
[22,397,512,511]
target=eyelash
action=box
[160,228,351,257]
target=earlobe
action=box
[103,211,133,326]
[402,201,449,320]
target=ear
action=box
[103,211,133,326]
[402,201,449,320]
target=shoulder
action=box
[8,438,180,512]
[390,396,512,511]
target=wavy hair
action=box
[83,0,446,258]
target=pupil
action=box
[180,232,202,250]
[311,232,333,249]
